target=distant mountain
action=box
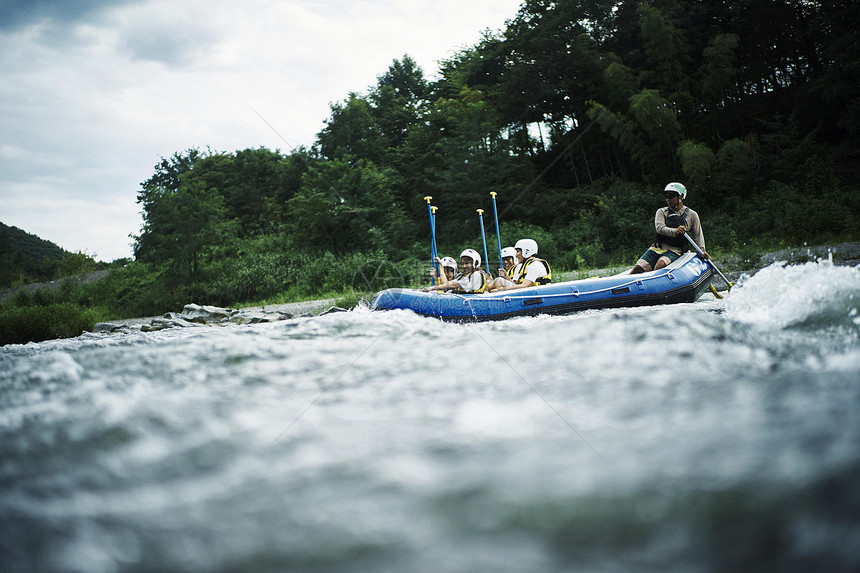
[0,221,66,288]
[1,222,64,262]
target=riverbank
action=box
[107,241,860,334]
[0,270,111,304]
[2,242,858,345]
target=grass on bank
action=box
[0,303,110,346]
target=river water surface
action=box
[2,259,859,572]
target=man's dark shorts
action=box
[638,247,681,268]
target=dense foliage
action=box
[3,0,859,342]
[132,0,858,287]
[0,302,105,346]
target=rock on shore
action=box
[93,300,344,335]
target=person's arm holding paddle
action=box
[677,210,710,260]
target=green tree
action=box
[588,87,682,180]
[587,100,647,176]
[286,158,401,255]
[317,94,385,163]
[58,250,99,277]
[495,0,605,129]
[602,61,639,111]
[208,147,298,236]
[0,228,13,287]
[636,3,690,97]
[712,138,757,203]
[700,33,739,106]
[134,150,235,285]
[369,55,430,150]
[397,84,527,244]
[676,140,716,194]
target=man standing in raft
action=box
[630,182,709,274]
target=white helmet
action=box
[459,248,481,268]
[440,256,457,272]
[501,246,517,260]
[515,238,538,258]
[664,182,687,199]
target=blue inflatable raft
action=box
[370,252,715,322]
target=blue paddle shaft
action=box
[478,211,489,273]
[683,232,732,289]
[426,201,437,285]
[491,194,503,269]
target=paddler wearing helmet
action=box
[499,246,518,279]
[429,256,458,287]
[485,246,519,292]
[630,182,709,274]
[422,249,491,294]
[493,238,552,292]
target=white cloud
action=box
[0,0,522,261]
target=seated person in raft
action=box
[630,182,709,274]
[485,246,517,292]
[489,238,552,292]
[422,249,491,294]
[429,256,458,287]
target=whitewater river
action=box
[2,259,859,572]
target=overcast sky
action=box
[0,0,522,261]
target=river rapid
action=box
[2,258,859,573]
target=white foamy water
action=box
[2,261,859,572]
[726,257,860,331]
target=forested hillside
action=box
[7,0,859,321]
[134,0,858,283]
[0,223,106,289]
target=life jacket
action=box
[654,207,689,250]
[450,270,490,294]
[516,257,552,285]
[505,264,516,280]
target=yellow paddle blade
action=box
[709,284,724,299]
